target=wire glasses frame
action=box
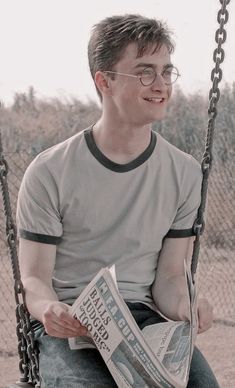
[104,66,180,86]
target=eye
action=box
[141,68,155,77]
[162,66,179,85]
[163,68,173,77]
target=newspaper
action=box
[69,264,197,388]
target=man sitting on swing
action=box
[17,14,219,387]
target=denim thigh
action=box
[188,346,220,388]
[37,303,219,387]
[37,334,117,388]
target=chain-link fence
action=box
[0,150,33,356]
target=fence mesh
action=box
[0,133,234,357]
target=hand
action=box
[42,301,88,338]
[197,298,213,334]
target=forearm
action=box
[152,274,190,321]
[23,276,58,322]
[22,276,88,338]
[18,240,87,338]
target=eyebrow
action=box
[134,63,173,70]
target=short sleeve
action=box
[16,156,62,244]
[165,157,202,238]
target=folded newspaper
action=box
[69,265,197,388]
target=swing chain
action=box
[0,131,40,386]
[19,304,40,385]
[16,304,30,382]
[191,0,230,278]
[0,136,21,284]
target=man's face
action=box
[106,43,173,126]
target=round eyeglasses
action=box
[104,66,180,86]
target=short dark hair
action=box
[88,14,175,98]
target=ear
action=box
[95,71,113,97]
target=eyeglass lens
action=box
[140,67,179,86]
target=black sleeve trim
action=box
[19,229,62,245]
[165,228,194,238]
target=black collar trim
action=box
[84,127,157,173]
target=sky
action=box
[0,0,234,106]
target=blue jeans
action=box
[36,303,220,387]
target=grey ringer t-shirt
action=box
[16,128,202,305]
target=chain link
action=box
[0,132,40,384]
[0,135,21,284]
[191,0,230,279]
[19,304,40,384]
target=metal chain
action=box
[0,124,40,386]
[191,0,230,279]
[19,304,40,385]
[0,133,21,288]
[16,304,30,381]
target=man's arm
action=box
[151,236,213,333]
[19,238,87,338]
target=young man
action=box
[17,14,219,387]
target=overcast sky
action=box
[0,0,234,105]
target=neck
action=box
[92,115,152,164]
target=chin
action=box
[137,108,167,125]
[150,112,167,123]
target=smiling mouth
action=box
[143,97,165,103]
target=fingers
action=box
[44,319,88,338]
[42,302,88,338]
[197,298,213,334]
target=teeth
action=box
[145,98,163,102]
